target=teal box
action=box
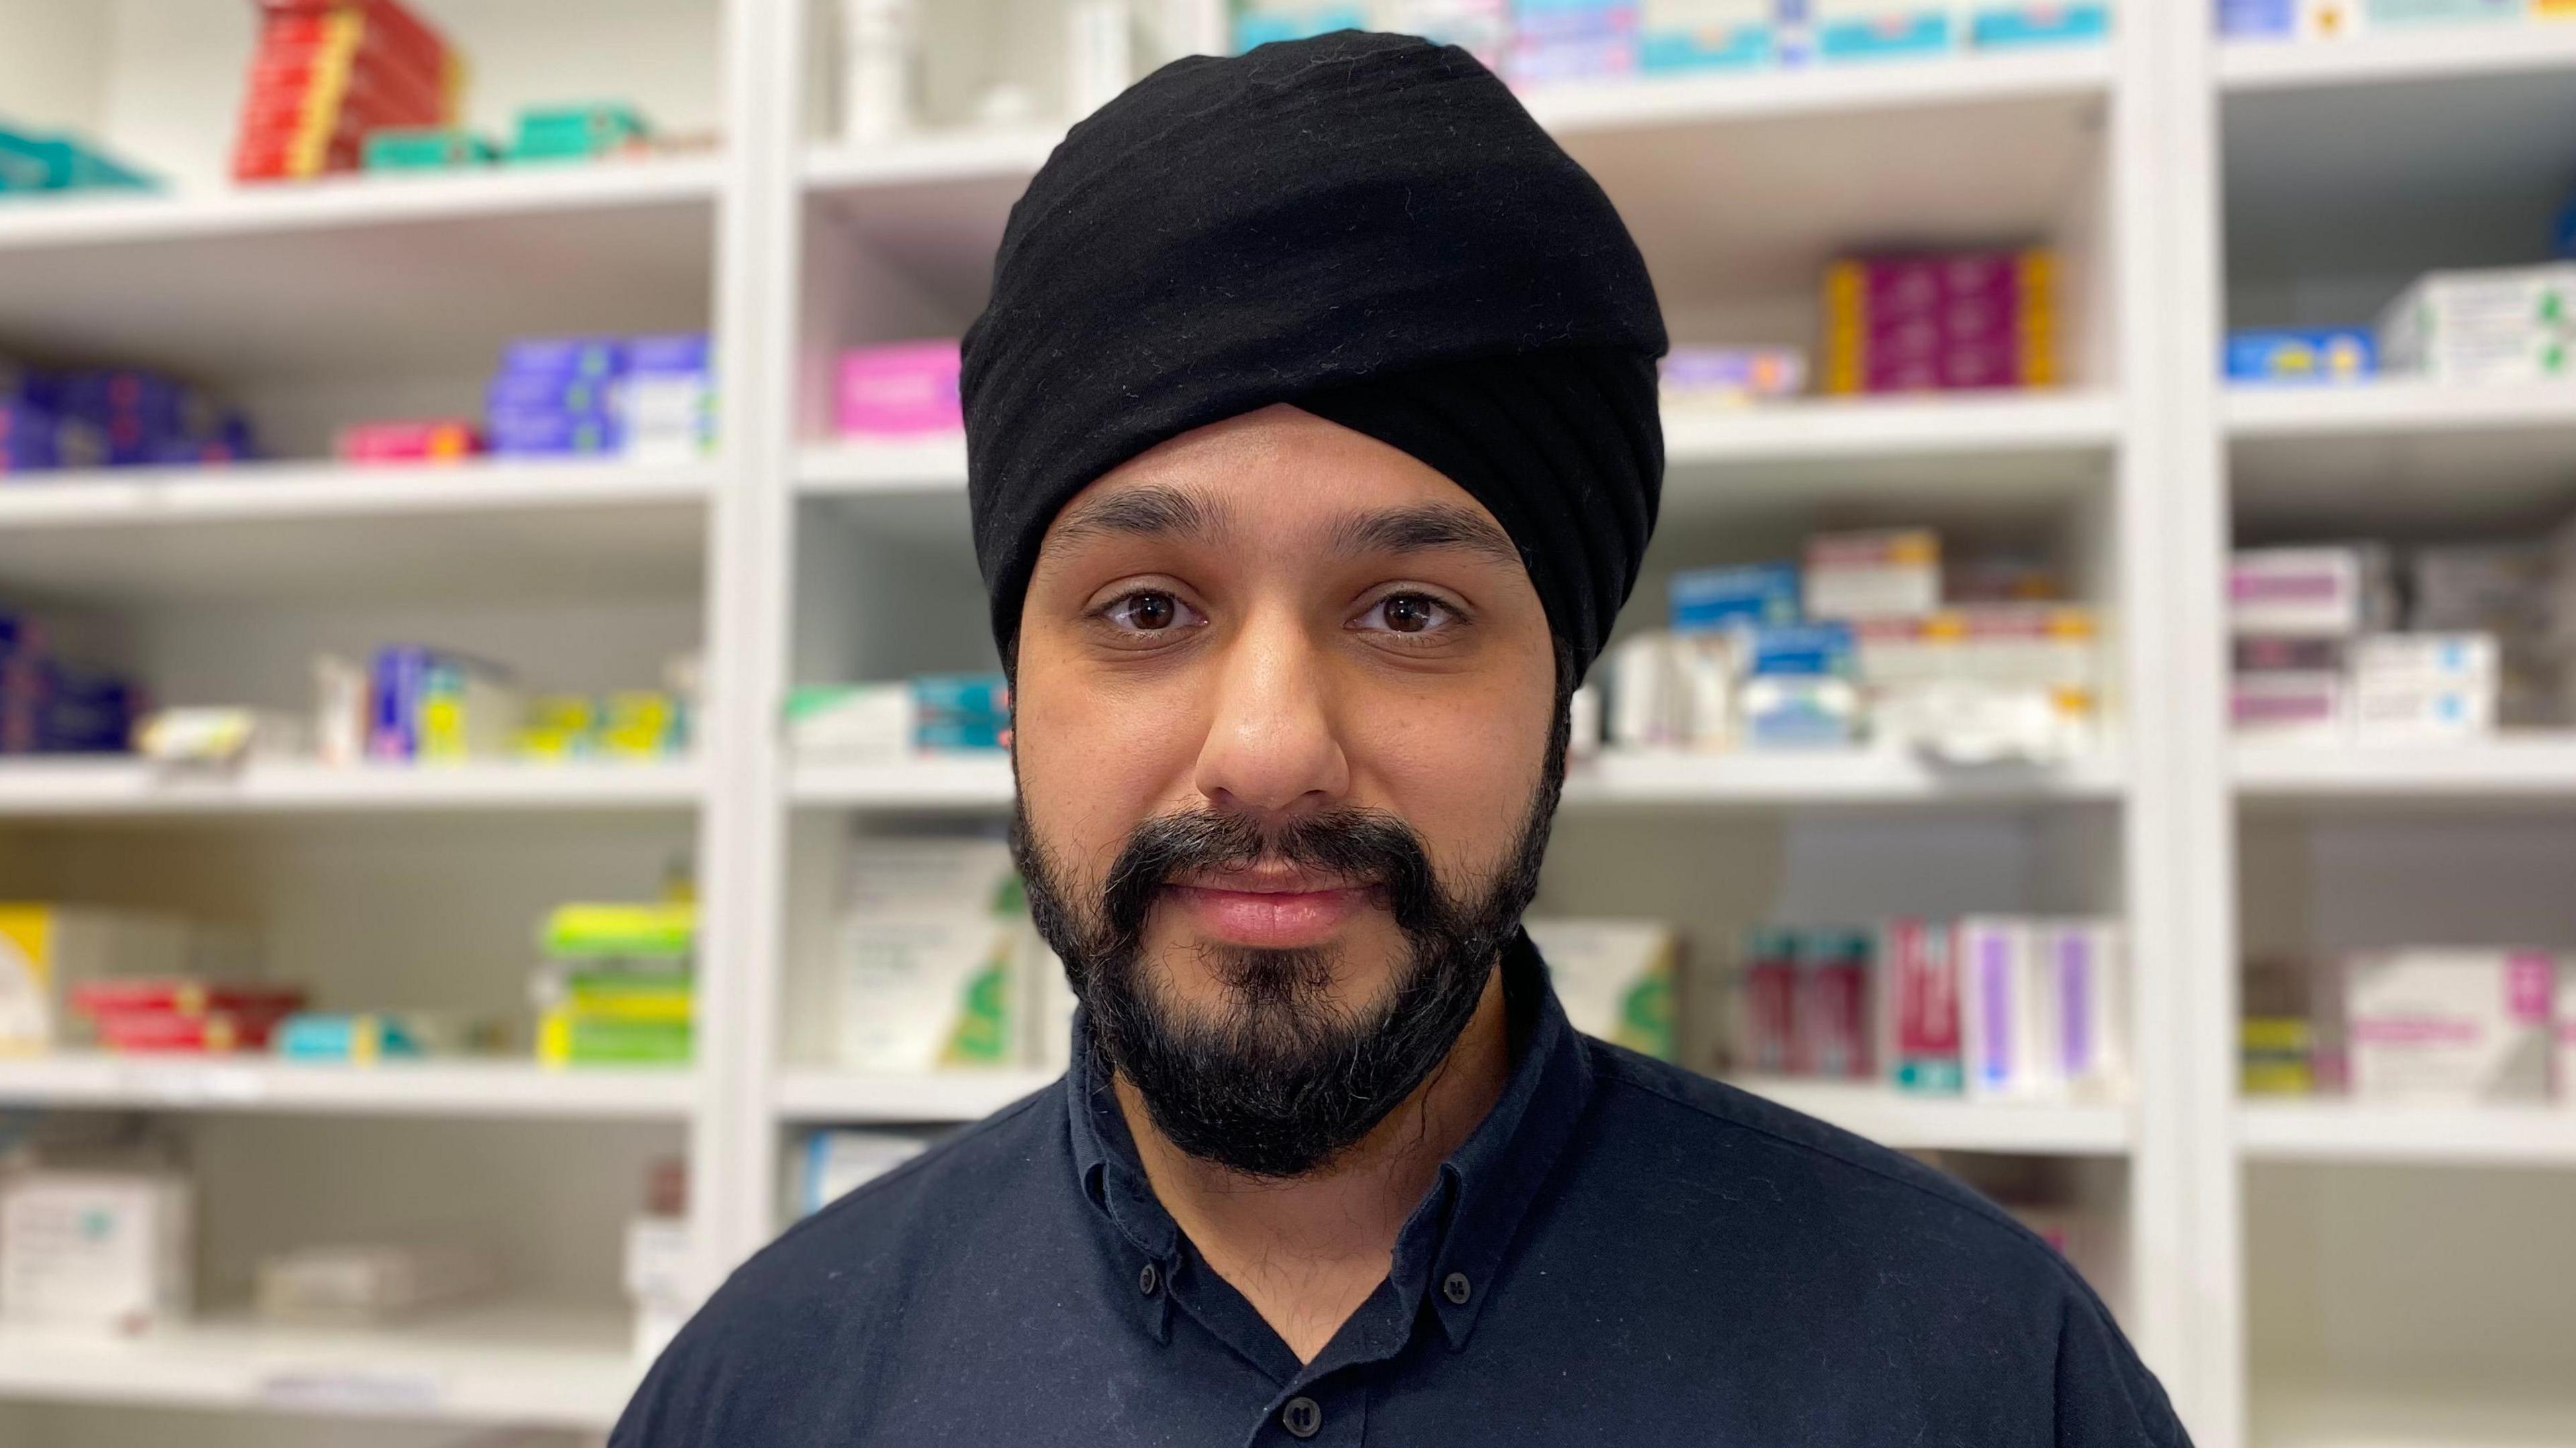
[1640,23,1774,70]
[1970,3,2110,46]
[511,103,650,161]
[1817,13,1954,58]
[2363,0,2519,23]
[0,128,154,194]
[364,127,497,170]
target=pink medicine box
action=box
[837,341,963,437]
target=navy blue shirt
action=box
[616,934,2186,1447]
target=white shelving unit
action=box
[2,3,2571,1445]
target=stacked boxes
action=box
[786,674,1011,764]
[2378,265,2576,386]
[232,0,462,183]
[0,614,142,757]
[2220,0,2533,36]
[486,335,715,462]
[2,362,255,475]
[1597,526,2097,762]
[0,907,195,1052]
[0,1169,194,1332]
[831,838,1069,1073]
[1232,1,2110,68]
[533,903,697,1067]
[1822,249,2058,395]
[366,646,521,763]
[2347,949,2557,1103]
[1736,915,2125,1100]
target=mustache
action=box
[1096,807,1443,944]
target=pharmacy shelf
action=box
[2218,26,2576,92]
[2237,1100,2576,1169]
[796,391,2118,516]
[0,759,704,820]
[0,459,714,605]
[0,158,721,380]
[772,1068,1060,1123]
[2233,740,2576,807]
[2228,382,2576,530]
[1562,749,2127,810]
[0,1302,641,1431]
[805,48,2112,325]
[790,755,1014,812]
[2253,1376,2576,1448]
[1739,1077,2133,1157]
[0,1056,698,1121]
[790,750,2124,814]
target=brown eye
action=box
[1127,592,1176,630]
[1383,594,1437,634]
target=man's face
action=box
[1011,404,1562,1177]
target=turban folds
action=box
[961,29,1668,681]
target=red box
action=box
[91,1007,297,1053]
[71,979,309,1019]
[256,0,453,76]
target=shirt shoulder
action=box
[611,1083,1071,1447]
[1570,1041,2187,1447]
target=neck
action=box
[1115,962,1513,1364]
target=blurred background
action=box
[0,1,2569,1445]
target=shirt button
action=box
[1281,1396,1323,1439]
[1442,1271,1472,1305]
[1138,1262,1161,1297]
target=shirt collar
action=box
[1061,928,1595,1353]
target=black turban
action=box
[961,29,1667,683]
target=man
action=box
[616,30,2185,1447]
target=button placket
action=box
[1279,1396,1323,1439]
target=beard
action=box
[1013,718,1568,1180]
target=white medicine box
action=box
[2347,950,2557,1105]
[0,1168,195,1332]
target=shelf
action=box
[2235,740,2576,809]
[2239,1100,2576,1169]
[2228,382,2576,531]
[0,459,714,606]
[1561,749,2126,810]
[790,750,2121,814]
[796,392,2118,532]
[0,158,720,381]
[0,1302,641,1429]
[2253,1375,2576,1448]
[804,52,2110,325]
[0,1056,698,1120]
[790,755,1014,812]
[773,1068,1059,1123]
[0,759,704,820]
[2219,26,2576,92]
[1737,1077,2132,1156]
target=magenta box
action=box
[837,340,963,437]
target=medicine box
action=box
[2557,960,2575,1105]
[837,341,963,437]
[2225,329,2375,385]
[1969,3,2108,46]
[2228,546,2391,638]
[2364,0,2520,23]
[1638,0,1774,70]
[1807,2,1955,58]
[1670,562,1801,632]
[2350,632,2498,744]
[1797,931,1874,1080]
[800,1129,931,1215]
[1658,347,1807,406]
[0,1168,194,1331]
[0,907,196,1053]
[2377,266,2576,386]
[1526,917,1677,1060]
[1959,916,2043,1099]
[2347,949,2556,1104]
[1882,919,1962,1094]
[834,840,1026,1072]
[2231,671,2347,742]
[1805,529,1940,621]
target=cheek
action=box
[1350,670,1554,881]
[1012,651,1197,883]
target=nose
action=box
[1190,603,1350,822]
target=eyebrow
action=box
[1326,504,1522,567]
[1042,484,1232,555]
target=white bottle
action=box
[842,0,918,145]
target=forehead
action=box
[1035,404,1519,567]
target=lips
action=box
[1162,873,1377,949]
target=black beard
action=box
[1014,722,1566,1180]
